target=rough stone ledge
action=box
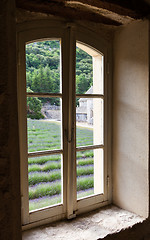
[22,205,144,240]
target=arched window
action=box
[17,21,111,228]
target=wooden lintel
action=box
[16,0,150,25]
[16,1,122,25]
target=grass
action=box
[27,119,95,210]
[77,189,94,199]
[28,170,61,185]
[77,166,93,176]
[28,162,61,173]
[77,158,93,166]
[28,155,61,165]
[76,127,93,147]
[27,120,62,152]
[29,188,94,211]
[76,150,94,159]
[29,195,62,211]
[77,176,93,191]
[29,165,93,185]
[27,119,93,152]
[29,176,93,199]
[29,182,61,199]
[28,158,93,173]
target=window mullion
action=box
[26,92,62,98]
[65,26,76,219]
[76,144,104,152]
[76,94,104,99]
[28,149,63,158]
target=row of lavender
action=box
[27,119,94,210]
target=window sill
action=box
[22,205,144,240]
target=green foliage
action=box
[77,159,94,166]
[28,162,61,173]
[76,150,94,158]
[27,88,44,119]
[76,47,93,95]
[26,41,93,107]
[77,176,93,191]
[29,189,94,211]
[29,176,94,200]
[28,158,93,172]
[28,120,95,209]
[76,74,90,94]
[77,166,93,176]
[28,155,61,165]
[29,166,93,185]
[28,171,61,185]
[29,195,61,211]
[27,120,62,152]
[29,182,61,199]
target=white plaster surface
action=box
[113,20,149,217]
[22,205,144,240]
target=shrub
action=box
[27,87,44,119]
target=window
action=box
[17,21,111,228]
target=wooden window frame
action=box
[17,20,112,230]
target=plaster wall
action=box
[113,20,149,218]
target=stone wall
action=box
[0,0,21,239]
[0,2,150,240]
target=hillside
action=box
[26,40,93,100]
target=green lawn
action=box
[27,119,94,211]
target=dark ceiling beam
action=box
[16,0,150,25]
[64,0,141,18]
[101,0,150,17]
[16,0,122,25]
[64,1,134,25]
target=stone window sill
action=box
[22,205,144,240]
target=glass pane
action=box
[27,97,62,152]
[26,40,61,94]
[77,149,103,200]
[76,98,103,147]
[28,154,62,211]
[76,42,103,95]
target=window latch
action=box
[65,128,74,143]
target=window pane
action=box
[77,149,103,200]
[77,150,94,199]
[26,40,61,94]
[27,97,62,152]
[28,154,62,211]
[76,98,103,147]
[76,42,103,95]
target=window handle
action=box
[65,128,74,143]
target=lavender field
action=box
[27,119,94,211]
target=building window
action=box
[17,22,111,227]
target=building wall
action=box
[0,2,150,239]
[113,20,149,218]
[0,0,21,239]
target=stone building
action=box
[1,0,150,239]
[76,86,93,124]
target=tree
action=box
[26,41,93,107]
[76,74,90,94]
[27,87,44,119]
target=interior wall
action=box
[113,19,149,218]
[0,0,21,239]
[0,2,149,238]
